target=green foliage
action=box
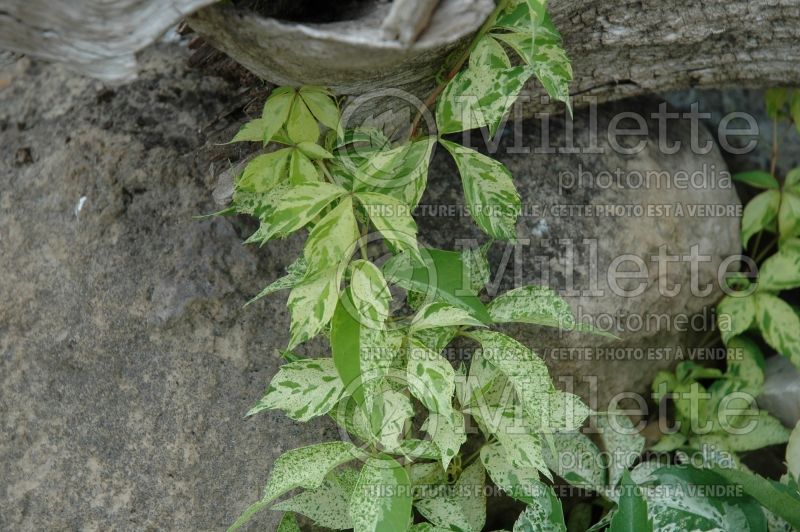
[608,471,651,532]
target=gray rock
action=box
[417,99,741,410]
[758,356,800,427]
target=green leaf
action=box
[383,248,491,323]
[231,117,269,143]
[296,141,334,160]
[287,267,341,349]
[350,456,413,532]
[304,195,359,276]
[481,441,543,504]
[716,294,756,344]
[350,259,392,328]
[261,89,296,145]
[598,412,645,489]
[273,469,357,530]
[262,182,348,241]
[424,410,466,471]
[609,471,651,532]
[299,87,341,136]
[732,170,780,190]
[246,257,307,306]
[238,148,292,193]
[287,95,319,144]
[440,140,521,241]
[246,357,344,421]
[470,35,512,70]
[276,512,301,532]
[353,137,436,209]
[356,191,422,261]
[371,387,414,451]
[755,292,800,368]
[511,484,567,532]
[742,189,780,247]
[289,148,319,184]
[788,421,800,483]
[778,190,800,242]
[759,245,800,291]
[709,466,800,529]
[407,341,456,417]
[787,167,800,192]
[331,288,367,406]
[461,243,491,294]
[766,88,790,119]
[488,285,575,329]
[436,65,533,136]
[699,411,790,451]
[229,442,360,531]
[415,461,486,532]
[410,302,486,332]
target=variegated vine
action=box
[219,1,628,531]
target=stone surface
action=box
[416,99,742,409]
[758,355,800,428]
[0,43,744,529]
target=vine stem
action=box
[408,0,510,138]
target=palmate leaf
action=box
[541,431,605,491]
[758,245,800,290]
[286,93,320,144]
[732,170,780,190]
[246,256,307,306]
[288,147,320,184]
[298,86,341,136]
[356,191,422,262]
[415,461,487,532]
[287,266,341,349]
[350,455,413,532]
[597,412,645,489]
[246,357,344,422]
[304,195,359,276]
[229,441,361,531]
[436,64,533,136]
[440,140,521,241]
[353,136,436,209]
[383,248,491,323]
[779,190,800,242]
[480,441,542,504]
[238,148,292,193]
[230,87,294,145]
[470,35,512,70]
[273,469,358,530]
[608,471,652,532]
[410,302,486,332]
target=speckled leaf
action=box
[304,195,359,276]
[286,95,319,144]
[276,512,301,532]
[350,456,413,532]
[470,35,512,70]
[407,341,456,416]
[353,137,436,208]
[410,302,486,332]
[356,191,421,262]
[246,357,344,421]
[246,257,307,306]
[289,148,320,184]
[350,259,391,328]
[699,411,790,452]
[273,469,358,530]
[437,65,533,136]
[511,485,567,532]
[716,294,756,344]
[609,470,652,532]
[415,461,486,532]
[742,189,780,247]
[440,140,521,241]
[287,267,341,349]
[263,181,348,241]
[229,442,360,530]
[597,412,646,488]
[461,243,491,294]
[488,285,575,329]
[755,292,800,368]
[541,431,605,490]
[372,386,414,451]
[480,441,543,504]
[424,410,466,471]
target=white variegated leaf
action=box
[407,341,456,418]
[356,191,422,261]
[273,469,358,530]
[350,456,413,532]
[440,140,521,241]
[511,485,567,532]
[304,195,359,276]
[597,412,645,488]
[238,148,292,193]
[480,441,542,504]
[286,94,319,144]
[410,302,486,332]
[246,257,307,306]
[287,267,341,349]
[263,182,348,241]
[488,285,575,329]
[246,357,344,421]
[353,137,436,208]
[415,461,486,532]
[541,431,605,490]
[350,259,391,329]
[423,410,466,471]
[754,292,800,368]
[716,294,756,345]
